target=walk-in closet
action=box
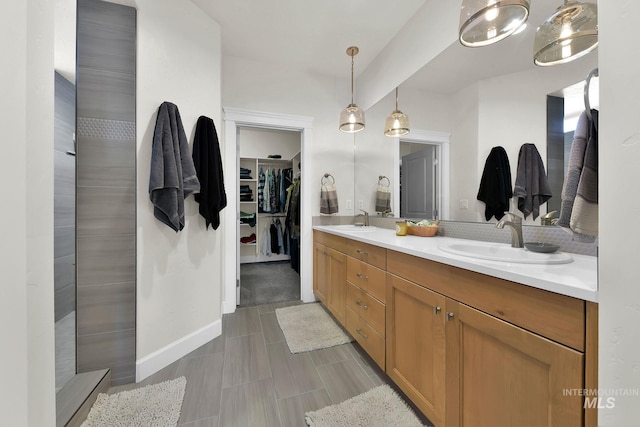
[238,127,302,307]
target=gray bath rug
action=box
[81,376,186,427]
[276,303,352,353]
[305,384,425,427]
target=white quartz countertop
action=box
[314,225,598,302]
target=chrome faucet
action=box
[359,209,370,226]
[496,212,523,248]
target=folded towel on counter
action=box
[513,143,552,220]
[477,146,512,221]
[320,184,339,214]
[193,115,227,230]
[149,102,200,232]
[375,185,391,213]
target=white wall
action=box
[599,1,640,425]
[239,127,300,160]
[223,55,355,217]
[135,0,224,379]
[1,2,56,426]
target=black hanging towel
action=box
[192,116,227,229]
[477,146,512,221]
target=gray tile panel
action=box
[54,151,76,197]
[77,281,136,335]
[54,283,76,322]
[219,378,281,427]
[176,353,224,425]
[54,195,75,228]
[54,254,75,290]
[76,234,135,286]
[77,328,136,382]
[76,135,135,187]
[266,340,324,400]
[77,0,136,75]
[76,68,135,121]
[315,359,375,404]
[76,186,135,236]
[222,334,271,389]
[277,389,332,427]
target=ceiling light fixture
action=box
[533,1,598,66]
[384,87,410,137]
[339,46,365,133]
[459,0,530,47]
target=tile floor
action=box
[109,302,433,426]
[239,261,300,307]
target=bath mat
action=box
[305,384,425,427]
[81,376,186,427]
[276,303,352,353]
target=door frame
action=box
[392,129,451,220]
[222,107,314,313]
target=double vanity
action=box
[313,225,598,427]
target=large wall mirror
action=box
[354,0,598,227]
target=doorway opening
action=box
[237,126,302,307]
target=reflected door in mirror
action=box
[401,146,436,219]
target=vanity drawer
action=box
[347,257,386,303]
[386,249,586,352]
[314,230,347,253]
[346,306,385,370]
[346,282,385,337]
[346,239,386,270]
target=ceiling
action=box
[192,0,598,104]
[191,0,426,78]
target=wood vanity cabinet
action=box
[313,231,596,427]
[313,231,347,324]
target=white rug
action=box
[276,303,352,353]
[305,384,425,427]
[81,377,186,427]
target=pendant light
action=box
[459,0,530,47]
[384,87,410,137]
[533,1,598,66]
[339,46,365,133]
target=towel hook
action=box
[321,173,335,185]
[584,68,599,120]
[378,175,390,187]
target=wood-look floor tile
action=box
[177,352,224,424]
[184,335,225,360]
[309,343,353,367]
[219,378,281,427]
[346,342,386,380]
[223,307,262,338]
[222,334,271,389]
[178,417,218,427]
[315,359,375,404]
[277,389,332,427]
[260,312,285,344]
[266,341,324,400]
[257,300,300,314]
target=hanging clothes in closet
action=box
[285,176,301,272]
[258,167,293,214]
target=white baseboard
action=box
[135,319,222,382]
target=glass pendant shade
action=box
[384,111,410,137]
[459,0,530,47]
[384,87,410,137]
[339,46,365,133]
[533,1,598,66]
[339,104,366,133]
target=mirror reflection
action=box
[354,0,598,226]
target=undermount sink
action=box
[438,241,573,265]
[332,225,377,232]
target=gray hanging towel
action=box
[513,143,552,220]
[149,102,200,232]
[571,109,598,236]
[320,183,339,214]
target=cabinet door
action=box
[327,247,346,324]
[445,300,584,427]
[386,273,446,426]
[313,242,329,304]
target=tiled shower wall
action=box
[76,0,137,385]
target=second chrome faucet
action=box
[496,212,523,248]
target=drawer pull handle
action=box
[356,249,369,255]
[447,312,455,321]
[434,306,442,315]
[355,328,368,339]
[356,300,369,310]
[356,273,369,280]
